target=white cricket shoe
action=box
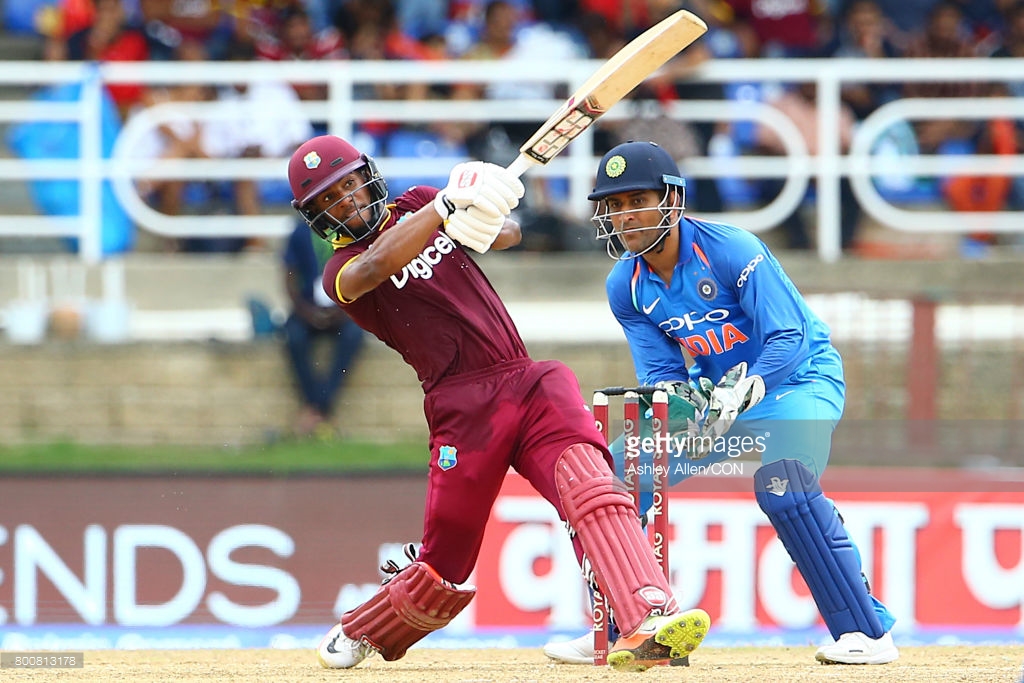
[318,622,376,669]
[815,631,899,665]
[543,632,595,665]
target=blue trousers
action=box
[610,350,896,633]
[283,314,364,415]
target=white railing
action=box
[1,57,1023,263]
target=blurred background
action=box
[0,0,1022,652]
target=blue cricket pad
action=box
[754,459,885,640]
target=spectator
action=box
[63,0,150,120]
[449,0,536,29]
[393,0,450,39]
[450,0,585,250]
[281,219,365,438]
[578,0,649,39]
[301,0,347,32]
[186,37,315,251]
[992,0,1024,211]
[871,0,1003,49]
[532,0,581,29]
[456,3,585,169]
[130,36,312,253]
[141,0,233,60]
[668,0,754,211]
[129,40,214,251]
[227,0,295,47]
[831,0,903,121]
[5,30,135,257]
[334,0,444,147]
[575,8,626,59]
[636,0,723,212]
[338,0,432,79]
[257,5,345,103]
[898,0,999,254]
[755,82,863,250]
[902,1,985,153]
[929,1,1019,251]
[723,0,833,57]
[869,0,939,41]
[450,0,525,153]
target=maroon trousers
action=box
[417,358,609,584]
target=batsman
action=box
[545,140,898,666]
[287,134,711,672]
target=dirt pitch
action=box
[4,646,1023,682]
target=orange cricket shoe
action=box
[606,608,710,672]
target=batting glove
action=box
[433,161,525,221]
[445,205,506,254]
[685,362,765,460]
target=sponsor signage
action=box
[0,471,1021,635]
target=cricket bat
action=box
[505,10,708,178]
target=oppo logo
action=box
[736,254,764,288]
[658,308,730,333]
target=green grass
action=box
[0,439,429,474]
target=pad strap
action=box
[754,459,885,639]
[556,444,676,636]
[341,561,475,661]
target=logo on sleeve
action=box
[736,254,764,288]
[438,445,458,470]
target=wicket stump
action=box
[591,387,670,665]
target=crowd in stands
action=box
[2,0,1024,255]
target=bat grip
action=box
[506,154,538,179]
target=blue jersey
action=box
[606,217,837,393]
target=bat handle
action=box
[506,154,538,179]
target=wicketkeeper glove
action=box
[653,380,709,417]
[433,161,525,221]
[684,362,765,460]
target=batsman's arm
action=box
[335,162,520,300]
[490,218,522,251]
[333,203,452,302]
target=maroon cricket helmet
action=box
[287,135,389,242]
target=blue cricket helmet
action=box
[588,140,686,200]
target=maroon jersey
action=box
[321,186,529,392]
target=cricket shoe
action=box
[606,609,709,672]
[543,632,595,664]
[815,631,899,665]
[318,622,377,669]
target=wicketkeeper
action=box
[545,140,898,666]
